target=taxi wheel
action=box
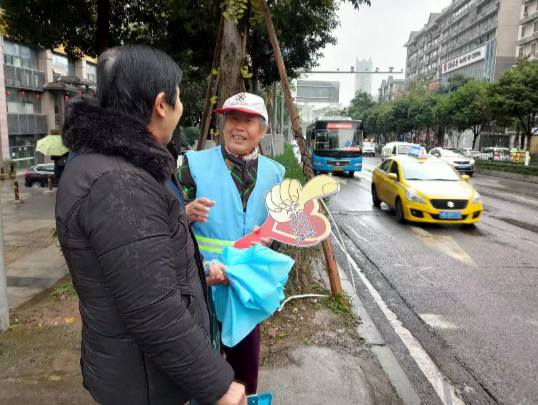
[372,185,381,207]
[395,198,406,223]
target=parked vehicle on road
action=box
[363,142,376,157]
[24,164,57,188]
[381,142,419,161]
[306,118,364,177]
[428,147,475,176]
[371,150,482,225]
[480,147,510,162]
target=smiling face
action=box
[224,110,268,156]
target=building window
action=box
[535,20,538,33]
[87,62,97,83]
[532,42,536,55]
[519,47,524,57]
[524,6,528,17]
[522,26,527,38]
[52,53,75,78]
[5,88,41,114]
[3,39,38,70]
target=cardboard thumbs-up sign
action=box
[234,175,340,249]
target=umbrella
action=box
[212,245,294,347]
[36,135,69,156]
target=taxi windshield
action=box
[398,145,413,155]
[402,161,461,181]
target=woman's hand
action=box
[250,225,273,248]
[204,260,228,286]
[185,198,215,223]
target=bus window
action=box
[314,129,358,150]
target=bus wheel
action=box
[348,171,355,177]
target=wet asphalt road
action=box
[328,157,538,405]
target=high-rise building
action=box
[355,58,373,95]
[0,37,97,169]
[404,0,521,89]
[378,76,405,102]
[517,0,538,61]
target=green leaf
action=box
[210,96,218,105]
[9,323,22,330]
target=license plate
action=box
[439,211,462,220]
[457,166,469,170]
[334,168,343,171]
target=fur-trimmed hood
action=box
[62,96,174,183]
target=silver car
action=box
[428,147,475,176]
[363,142,375,157]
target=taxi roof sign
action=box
[408,145,428,159]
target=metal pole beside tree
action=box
[271,82,277,158]
[259,0,342,297]
[0,199,8,332]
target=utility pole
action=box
[0,199,9,333]
[271,82,277,158]
[260,0,342,297]
[280,86,285,141]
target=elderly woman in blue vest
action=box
[179,92,284,395]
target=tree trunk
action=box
[216,14,246,144]
[96,0,111,55]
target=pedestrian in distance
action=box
[179,92,285,395]
[55,45,246,405]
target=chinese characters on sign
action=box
[288,204,316,243]
[442,45,486,75]
[327,123,353,129]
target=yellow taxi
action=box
[371,147,483,225]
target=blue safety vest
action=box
[188,146,284,261]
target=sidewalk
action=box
[0,178,67,309]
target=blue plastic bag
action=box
[212,245,294,347]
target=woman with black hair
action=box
[55,45,246,405]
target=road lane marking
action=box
[343,223,369,244]
[331,236,466,405]
[410,227,477,267]
[473,186,538,206]
[420,314,458,330]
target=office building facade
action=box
[517,0,538,60]
[405,0,521,89]
[355,58,373,95]
[0,37,97,169]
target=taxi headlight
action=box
[405,189,426,204]
[472,192,481,204]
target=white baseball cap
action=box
[214,92,269,122]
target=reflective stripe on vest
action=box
[195,235,235,254]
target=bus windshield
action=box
[315,129,360,150]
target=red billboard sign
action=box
[327,123,353,129]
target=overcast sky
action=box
[298,0,450,109]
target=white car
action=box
[363,142,376,157]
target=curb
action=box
[11,272,71,313]
[337,265,421,405]
[476,167,538,184]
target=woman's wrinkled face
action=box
[224,111,267,156]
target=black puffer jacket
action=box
[55,97,234,405]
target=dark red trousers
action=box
[221,324,261,395]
